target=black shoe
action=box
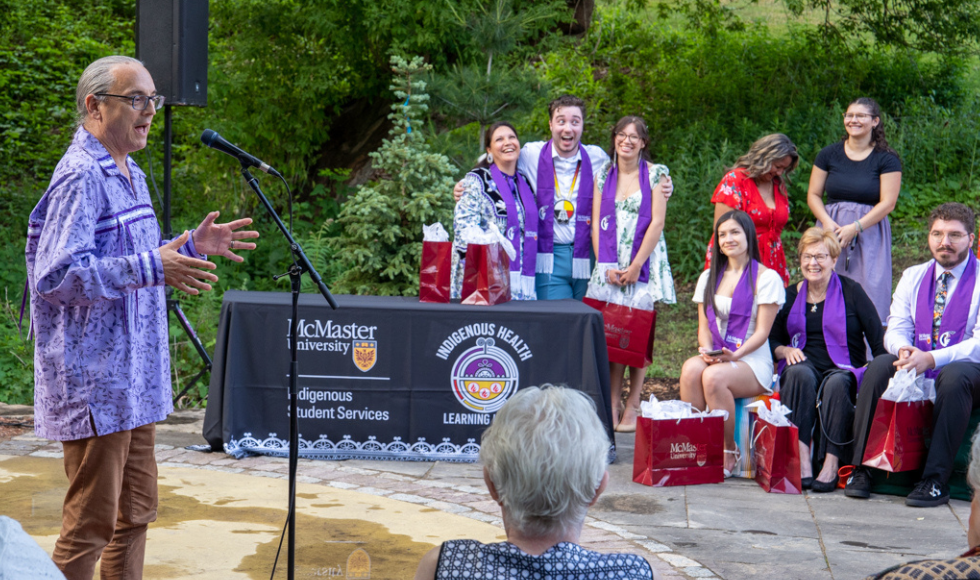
[811,474,839,493]
[801,477,814,490]
[906,478,950,507]
[844,466,872,498]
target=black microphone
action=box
[200,129,282,178]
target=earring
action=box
[487,153,493,164]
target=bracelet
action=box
[853,220,864,233]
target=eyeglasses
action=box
[96,93,165,111]
[843,113,874,121]
[801,253,831,263]
[929,230,968,242]
[615,132,642,143]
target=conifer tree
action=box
[328,56,457,296]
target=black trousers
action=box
[780,361,857,459]
[853,354,980,483]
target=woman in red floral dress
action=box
[704,134,799,286]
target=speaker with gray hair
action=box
[136,0,208,107]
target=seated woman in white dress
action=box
[413,386,656,580]
[585,116,676,433]
[681,210,786,477]
[451,121,538,301]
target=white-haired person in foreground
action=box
[865,430,980,579]
[413,385,656,579]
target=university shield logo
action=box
[353,341,377,372]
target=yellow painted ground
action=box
[0,455,505,579]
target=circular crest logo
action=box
[451,338,519,413]
[939,331,954,348]
[539,206,548,220]
[791,333,801,348]
[506,226,516,240]
[600,216,610,231]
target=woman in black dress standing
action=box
[807,97,902,325]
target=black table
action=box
[203,292,613,462]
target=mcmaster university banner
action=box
[203,292,613,462]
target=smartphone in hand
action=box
[704,349,724,357]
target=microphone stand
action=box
[239,162,337,580]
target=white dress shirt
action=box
[885,255,980,369]
[519,141,609,245]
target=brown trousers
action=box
[54,423,158,580]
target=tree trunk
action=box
[563,0,594,35]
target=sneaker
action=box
[906,478,950,507]
[844,466,872,498]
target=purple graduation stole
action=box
[535,141,595,279]
[705,260,759,351]
[780,272,866,387]
[596,159,653,284]
[913,252,978,379]
[489,164,539,297]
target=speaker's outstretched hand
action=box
[192,211,260,262]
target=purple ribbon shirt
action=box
[26,127,202,441]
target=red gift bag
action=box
[752,418,802,494]
[420,241,452,303]
[461,243,511,306]
[582,297,657,368]
[861,399,933,472]
[633,415,724,487]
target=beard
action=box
[935,245,970,269]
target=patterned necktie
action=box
[933,271,952,348]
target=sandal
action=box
[723,447,742,479]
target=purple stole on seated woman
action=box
[780,272,866,387]
[535,140,595,279]
[596,159,652,284]
[705,260,759,351]
[487,164,539,297]
[914,251,978,379]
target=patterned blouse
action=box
[435,540,654,579]
[704,168,790,286]
[865,546,980,579]
[450,167,534,301]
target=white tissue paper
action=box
[458,222,517,261]
[747,399,793,427]
[422,223,449,242]
[881,368,936,403]
[639,395,728,421]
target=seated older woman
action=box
[864,430,980,579]
[413,386,655,580]
[770,228,886,492]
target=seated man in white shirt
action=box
[845,202,980,507]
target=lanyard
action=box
[553,159,582,202]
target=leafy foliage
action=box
[534,5,979,282]
[428,0,564,152]
[0,0,135,183]
[328,56,457,295]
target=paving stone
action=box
[627,525,832,580]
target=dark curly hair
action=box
[928,202,976,235]
[841,97,898,158]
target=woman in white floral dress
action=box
[587,116,675,432]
